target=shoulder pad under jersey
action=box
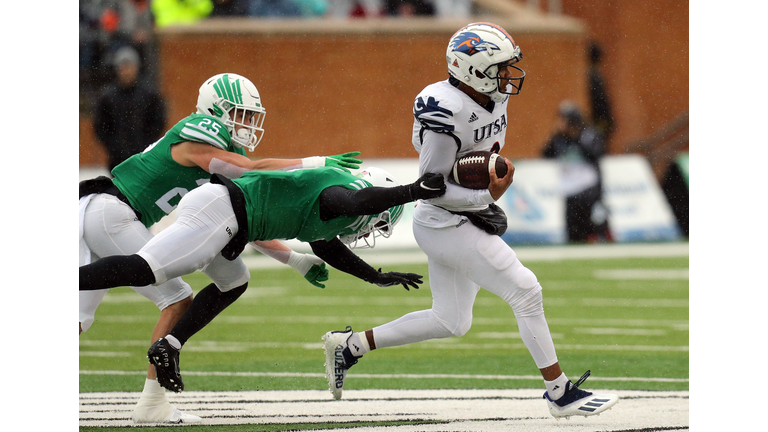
[178,114,232,151]
[413,83,464,134]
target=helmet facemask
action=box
[339,208,401,249]
[227,105,265,151]
[337,167,405,249]
[483,55,525,102]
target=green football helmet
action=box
[196,73,266,151]
[339,167,405,249]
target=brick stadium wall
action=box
[79,4,689,166]
[559,0,690,152]
[79,16,589,166]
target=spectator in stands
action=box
[587,41,615,142]
[93,45,167,172]
[383,0,433,16]
[211,0,249,15]
[427,0,471,17]
[151,0,213,28]
[542,101,610,243]
[624,111,689,237]
[326,0,381,17]
[247,0,301,17]
[80,1,161,114]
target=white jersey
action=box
[411,79,509,227]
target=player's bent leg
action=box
[149,281,249,393]
[79,289,109,333]
[138,183,238,285]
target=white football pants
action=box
[136,183,250,292]
[371,221,559,369]
[80,194,193,332]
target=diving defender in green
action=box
[81,166,447,394]
[79,73,362,423]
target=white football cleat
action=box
[322,326,361,400]
[167,408,202,424]
[543,370,618,419]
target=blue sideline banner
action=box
[600,154,681,242]
[496,160,567,244]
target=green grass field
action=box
[79,249,689,400]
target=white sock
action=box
[133,379,173,422]
[347,332,370,357]
[165,334,182,350]
[545,373,569,400]
[141,378,165,395]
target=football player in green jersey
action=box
[79,73,362,424]
[80,166,447,398]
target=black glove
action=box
[373,268,423,291]
[409,173,446,200]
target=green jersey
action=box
[112,113,245,227]
[233,167,375,243]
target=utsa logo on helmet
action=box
[449,32,500,56]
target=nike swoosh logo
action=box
[420,181,441,191]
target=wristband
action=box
[301,156,325,169]
[286,251,314,276]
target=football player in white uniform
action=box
[323,22,619,419]
[80,73,362,424]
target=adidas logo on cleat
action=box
[578,398,612,412]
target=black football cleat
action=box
[148,338,184,393]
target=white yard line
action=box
[79,388,689,430]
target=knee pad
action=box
[511,286,544,318]
[432,310,473,338]
[509,260,539,290]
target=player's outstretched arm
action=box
[250,240,329,288]
[318,173,446,221]
[309,238,423,291]
[300,151,363,172]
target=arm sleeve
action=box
[318,184,414,221]
[418,129,495,207]
[309,238,379,282]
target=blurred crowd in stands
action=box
[79,1,688,242]
[79,0,472,114]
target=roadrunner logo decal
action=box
[449,32,500,56]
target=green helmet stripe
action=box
[390,204,404,223]
[233,79,243,104]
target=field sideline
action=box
[80,242,689,430]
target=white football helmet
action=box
[446,22,525,103]
[339,167,405,249]
[196,73,266,151]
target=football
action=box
[450,151,509,189]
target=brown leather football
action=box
[450,151,509,189]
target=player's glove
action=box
[372,268,423,291]
[288,252,329,288]
[302,151,363,173]
[409,173,446,200]
[326,151,363,171]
